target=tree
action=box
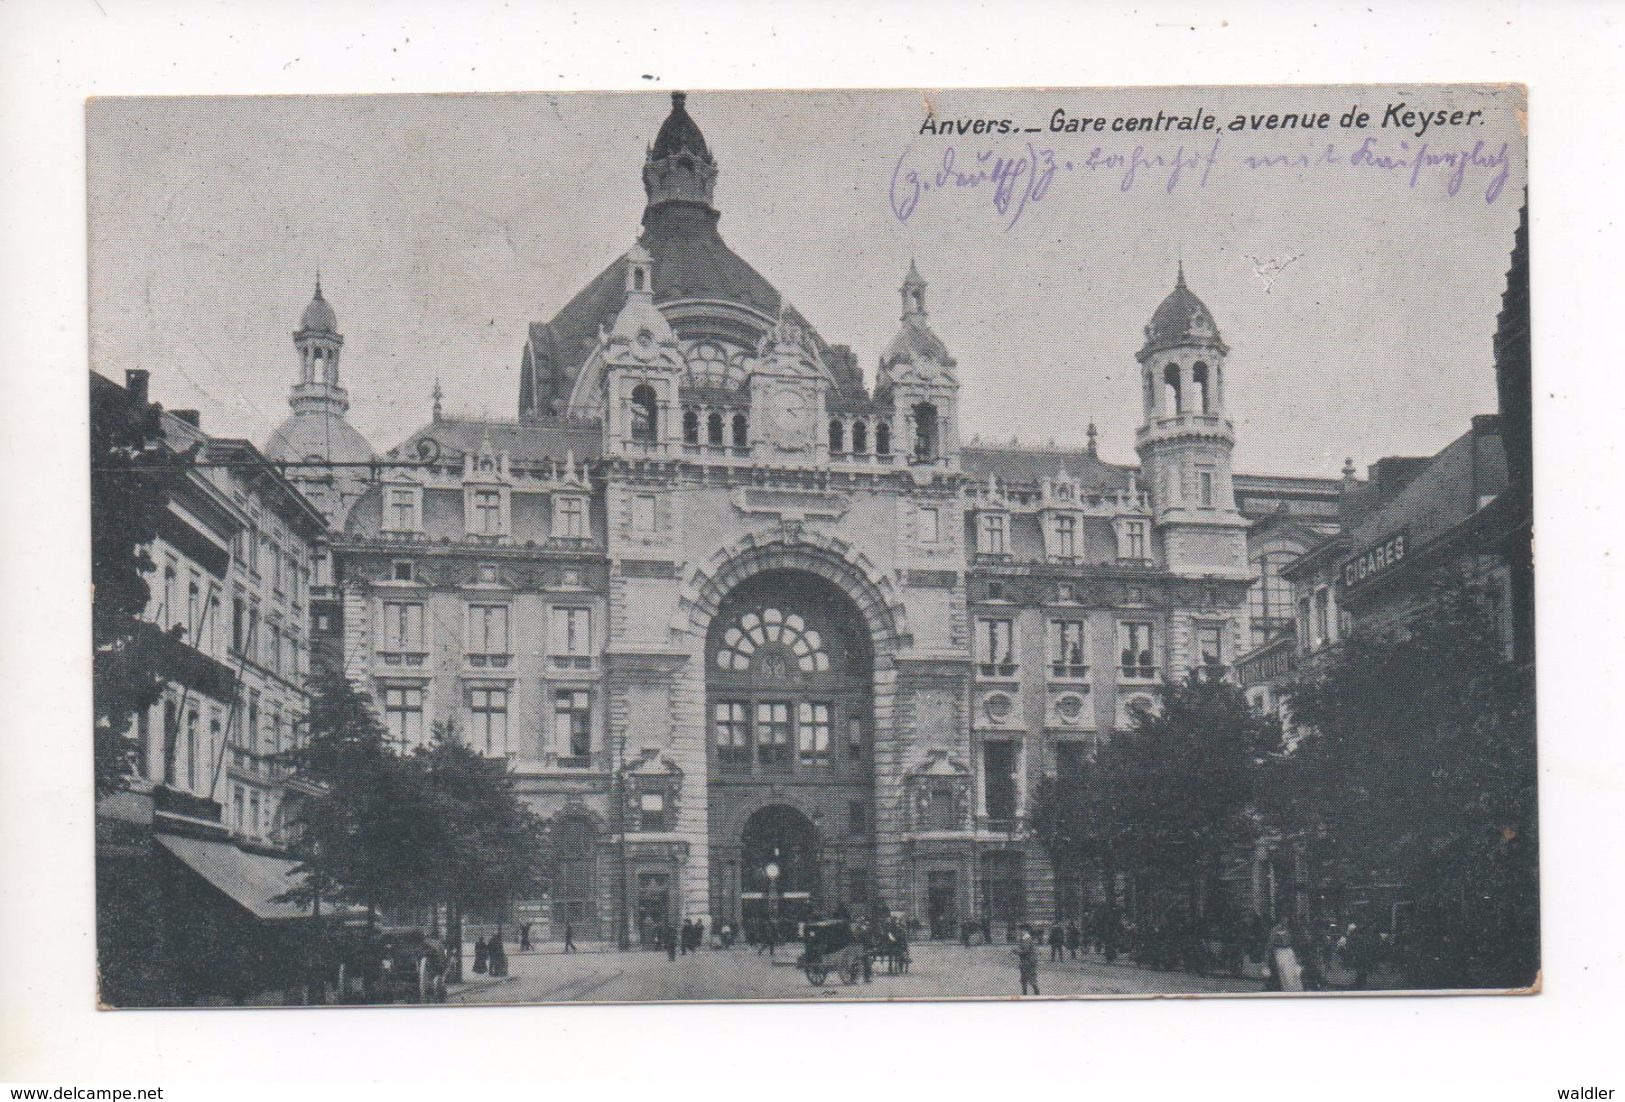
[1278,576,1538,988]
[1109,674,1282,918]
[279,671,439,919]
[90,374,190,798]
[1029,755,1125,950]
[414,724,549,977]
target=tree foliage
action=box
[90,376,190,798]
[279,672,548,929]
[1279,576,1538,987]
[1030,673,1281,917]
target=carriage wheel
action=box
[806,966,828,985]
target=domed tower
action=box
[642,91,719,218]
[1133,265,1249,579]
[265,278,375,526]
[877,260,960,470]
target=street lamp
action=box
[766,851,781,945]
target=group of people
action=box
[470,931,509,977]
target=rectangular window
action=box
[268,704,282,758]
[927,784,959,831]
[555,690,592,761]
[555,496,585,539]
[755,701,791,767]
[272,543,284,592]
[185,708,199,792]
[549,607,592,667]
[1297,596,1312,649]
[467,687,509,757]
[247,527,260,574]
[1049,618,1088,678]
[983,741,1018,822]
[248,791,261,839]
[470,488,503,534]
[385,489,419,532]
[163,700,178,786]
[185,577,200,640]
[796,701,831,766]
[246,691,260,756]
[162,561,177,628]
[848,799,867,836]
[714,701,751,770]
[1119,621,1156,679]
[392,560,415,582]
[1198,466,1216,508]
[383,686,425,747]
[232,596,246,654]
[918,506,941,544]
[233,786,245,833]
[632,493,657,532]
[382,601,425,653]
[847,714,866,760]
[1197,622,1225,674]
[1313,587,1331,648]
[1053,515,1076,560]
[978,512,1008,555]
[976,617,1016,677]
[467,604,510,663]
[638,791,668,833]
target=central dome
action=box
[299,280,338,334]
[519,93,862,417]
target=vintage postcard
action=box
[88,84,1533,1007]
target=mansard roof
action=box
[961,444,1132,491]
[389,415,602,469]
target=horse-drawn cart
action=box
[797,920,869,986]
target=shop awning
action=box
[156,833,314,921]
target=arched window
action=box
[829,419,845,453]
[1193,362,1210,414]
[911,402,939,461]
[852,420,868,454]
[731,412,749,449]
[1162,363,1183,416]
[630,384,658,443]
[683,408,700,445]
[875,422,891,456]
[707,412,724,446]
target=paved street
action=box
[450,943,1265,1004]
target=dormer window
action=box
[468,487,506,536]
[1052,514,1077,560]
[554,495,587,539]
[978,512,1008,556]
[383,486,422,533]
[1117,519,1149,562]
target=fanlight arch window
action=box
[1192,362,1211,414]
[852,420,869,454]
[731,412,749,448]
[707,412,725,446]
[1162,364,1183,416]
[685,342,745,389]
[683,408,700,445]
[829,419,845,453]
[875,422,891,456]
[714,607,832,674]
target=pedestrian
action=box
[1048,922,1065,962]
[472,934,489,975]
[1015,929,1040,996]
[563,921,577,953]
[695,917,706,949]
[519,922,532,951]
[666,922,678,961]
[981,915,992,946]
[1066,920,1081,960]
[489,935,508,978]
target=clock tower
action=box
[747,308,828,461]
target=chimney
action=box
[1472,413,1502,437]
[125,369,150,406]
[173,409,201,428]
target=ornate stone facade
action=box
[279,93,1349,942]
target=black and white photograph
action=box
[83,83,1536,1009]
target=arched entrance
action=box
[705,569,876,925]
[739,804,819,936]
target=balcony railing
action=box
[977,661,1018,679]
[549,654,594,671]
[1050,662,1090,680]
[378,650,428,667]
[467,653,511,669]
[1119,662,1159,681]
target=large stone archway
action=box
[662,529,910,929]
